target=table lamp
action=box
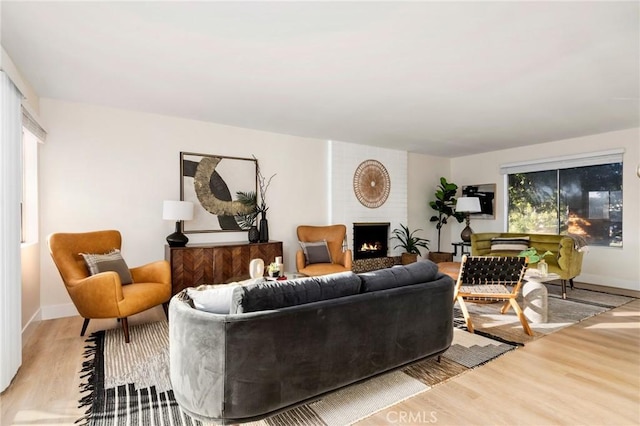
[456,197,481,242]
[163,200,194,247]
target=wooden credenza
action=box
[165,241,283,295]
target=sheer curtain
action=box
[0,71,24,392]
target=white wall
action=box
[450,128,640,291]
[407,153,453,256]
[329,141,408,256]
[38,99,329,318]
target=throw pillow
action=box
[300,240,332,265]
[187,284,242,314]
[80,249,133,284]
[490,236,530,253]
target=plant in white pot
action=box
[428,177,465,263]
[391,224,430,265]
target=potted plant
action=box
[518,248,554,276]
[428,177,465,263]
[391,224,430,265]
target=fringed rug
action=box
[78,322,515,426]
[454,282,635,345]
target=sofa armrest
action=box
[558,237,584,279]
[339,249,353,270]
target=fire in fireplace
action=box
[353,222,390,260]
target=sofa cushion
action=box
[80,249,133,284]
[231,271,361,313]
[358,260,439,293]
[300,240,332,265]
[187,284,242,314]
[490,236,530,253]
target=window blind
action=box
[499,149,625,175]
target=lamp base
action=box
[460,225,473,242]
[166,221,188,247]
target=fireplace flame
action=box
[360,242,381,252]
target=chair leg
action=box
[437,355,442,363]
[80,318,90,336]
[121,317,131,343]
[508,298,533,336]
[500,300,511,314]
[162,302,169,320]
[457,296,474,333]
[569,278,575,289]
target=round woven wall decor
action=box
[353,159,391,208]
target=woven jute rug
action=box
[454,282,635,345]
[78,322,515,426]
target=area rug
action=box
[454,282,635,345]
[78,321,516,426]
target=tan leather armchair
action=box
[296,224,352,276]
[48,230,171,343]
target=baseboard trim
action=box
[21,308,42,348]
[576,273,639,294]
[41,303,78,320]
[571,281,640,299]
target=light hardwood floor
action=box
[1,300,639,426]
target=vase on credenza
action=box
[259,213,269,243]
[248,225,259,243]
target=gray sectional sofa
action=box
[169,260,455,424]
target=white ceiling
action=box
[2,1,638,157]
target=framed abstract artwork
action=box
[180,152,258,233]
[462,183,496,220]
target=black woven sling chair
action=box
[454,255,533,336]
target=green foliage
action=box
[429,177,465,252]
[391,224,430,256]
[508,173,558,233]
[235,191,258,230]
[517,247,554,264]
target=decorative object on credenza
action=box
[163,200,194,247]
[255,156,276,242]
[428,177,464,263]
[455,196,481,242]
[180,152,257,233]
[391,223,430,265]
[247,225,259,243]
[353,159,391,208]
[249,258,264,279]
[267,262,280,278]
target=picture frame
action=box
[462,183,496,219]
[180,152,258,233]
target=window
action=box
[503,150,624,247]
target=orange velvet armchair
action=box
[296,224,353,276]
[48,230,171,343]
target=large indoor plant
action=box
[428,177,464,263]
[391,223,430,265]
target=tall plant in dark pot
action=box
[429,177,464,263]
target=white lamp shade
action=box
[456,197,481,213]
[163,200,194,221]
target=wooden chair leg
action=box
[457,296,475,333]
[569,278,575,289]
[162,302,169,320]
[80,318,90,336]
[437,355,442,363]
[500,300,511,314]
[508,298,533,336]
[121,317,131,343]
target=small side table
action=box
[522,272,560,323]
[452,242,472,257]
